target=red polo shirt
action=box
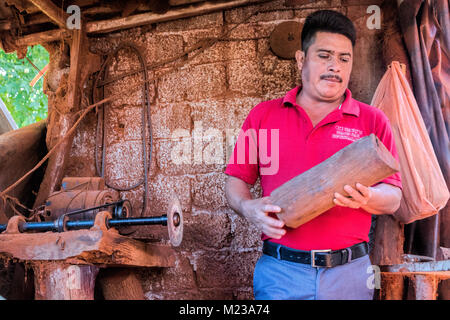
[225,86,402,251]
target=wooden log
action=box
[0,121,46,222]
[98,268,145,300]
[271,134,400,228]
[32,262,99,300]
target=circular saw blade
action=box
[167,196,183,247]
[269,21,302,59]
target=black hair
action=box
[301,10,356,55]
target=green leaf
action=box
[0,45,49,128]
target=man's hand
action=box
[241,197,286,239]
[333,182,402,214]
[333,183,372,209]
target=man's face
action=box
[297,31,353,102]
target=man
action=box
[224,10,402,300]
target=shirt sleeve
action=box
[224,109,259,185]
[372,111,402,190]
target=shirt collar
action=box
[282,86,360,117]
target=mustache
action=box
[320,74,343,82]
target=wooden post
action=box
[32,262,99,300]
[371,215,404,265]
[271,134,400,228]
[33,25,85,209]
[98,269,145,300]
[380,272,404,300]
[414,274,438,300]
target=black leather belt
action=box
[262,240,369,268]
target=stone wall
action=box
[64,0,386,299]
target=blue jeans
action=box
[253,251,375,300]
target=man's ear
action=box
[295,50,305,72]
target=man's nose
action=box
[327,56,340,73]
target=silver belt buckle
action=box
[311,249,332,267]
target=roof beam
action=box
[28,0,68,29]
[12,0,270,47]
[86,0,267,34]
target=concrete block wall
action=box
[64,0,386,299]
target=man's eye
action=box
[341,58,349,63]
[319,54,329,59]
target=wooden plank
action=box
[382,271,450,279]
[29,0,69,29]
[383,260,450,273]
[0,228,176,267]
[271,134,400,228]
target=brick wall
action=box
[64,0,386,299]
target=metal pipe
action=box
[0,214,170,233]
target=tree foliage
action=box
[0,45,49,128]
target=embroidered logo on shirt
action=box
[332,125,363,142]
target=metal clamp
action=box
[54,215,69,232]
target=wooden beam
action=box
[29,0,68,29]
[86,0,268,34]
[31,27,85,209]
[169,0,204,6]
[66,27,84,111]
[14,28,70,47]
[11,0,270,48]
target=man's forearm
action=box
[361,183,402,215]
[225,175,253,216]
